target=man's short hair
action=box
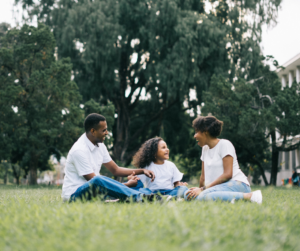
[84,113,106,133]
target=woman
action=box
[185,116,262,204]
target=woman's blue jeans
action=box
[69,176,143,202]
[184,180,251,202]
[131,180,188,198]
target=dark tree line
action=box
[3,0,297,185]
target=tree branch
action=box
[127,99,179,142]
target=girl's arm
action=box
[205,155,233,189]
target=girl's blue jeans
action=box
[184,180,251,202]
[131,180,188,198]
[70,176,143,202]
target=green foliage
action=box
[84,99,115,133]
[0,23,84,184]
[16,0,282,164]
[0,186,300,250]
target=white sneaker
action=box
[166,195,173,202]
[250,190,262,204]
[105,199,120,203]
[230,198,235,204]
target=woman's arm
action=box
[205,155,233,189]
[186,162,204,200]
[199,162,205,187]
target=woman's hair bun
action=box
[192,116,223,138]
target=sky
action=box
[0,0,300,66]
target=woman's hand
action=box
[186,187,202,200]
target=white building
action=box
[266,53,300,186]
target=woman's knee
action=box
[184,190,189,201]
[177,186,189,197]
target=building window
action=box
[285,151,289,170]
[292,150,296,169]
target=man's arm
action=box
[83,173,96,181]
[103,160,155,181]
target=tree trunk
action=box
[252,159,269,186]
[12,164,20,185]
[113,50,131,164]
[270,131,279,186]
[29,156,38,185]
[3,163,8,185]
[16,176,20,185]
[113,99,130,164]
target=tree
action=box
[249,58,300,185]
[17,0,282,165]
[0,23,84,185]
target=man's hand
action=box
[186,187,202,200]
[143,169,155,182]
[174,181,188,187]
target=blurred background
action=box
[1,0,300,187]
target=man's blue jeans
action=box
[184,180,251,202]
[131,180,188,198]
[70,176,143,202]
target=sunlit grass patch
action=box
[0,186,299,251]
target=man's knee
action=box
[90,176,103,186]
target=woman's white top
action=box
[201,139,250,186]
[137,161,183,191]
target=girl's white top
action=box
[201,139,250,186]
[137,160,183,191]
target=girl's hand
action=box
[127,171,140,181]
[186,187,202,200]
[174,181,188,187]
[126,178,139,187]
[125,172,140,187]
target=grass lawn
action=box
[0,185,299,251]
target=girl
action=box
[185,116,262,204]
[131,137,188,198]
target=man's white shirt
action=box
[62,133,112,201]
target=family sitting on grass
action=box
[62,113,262,204]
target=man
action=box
[62,113,157,202]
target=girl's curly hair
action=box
[132,137,163,168]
